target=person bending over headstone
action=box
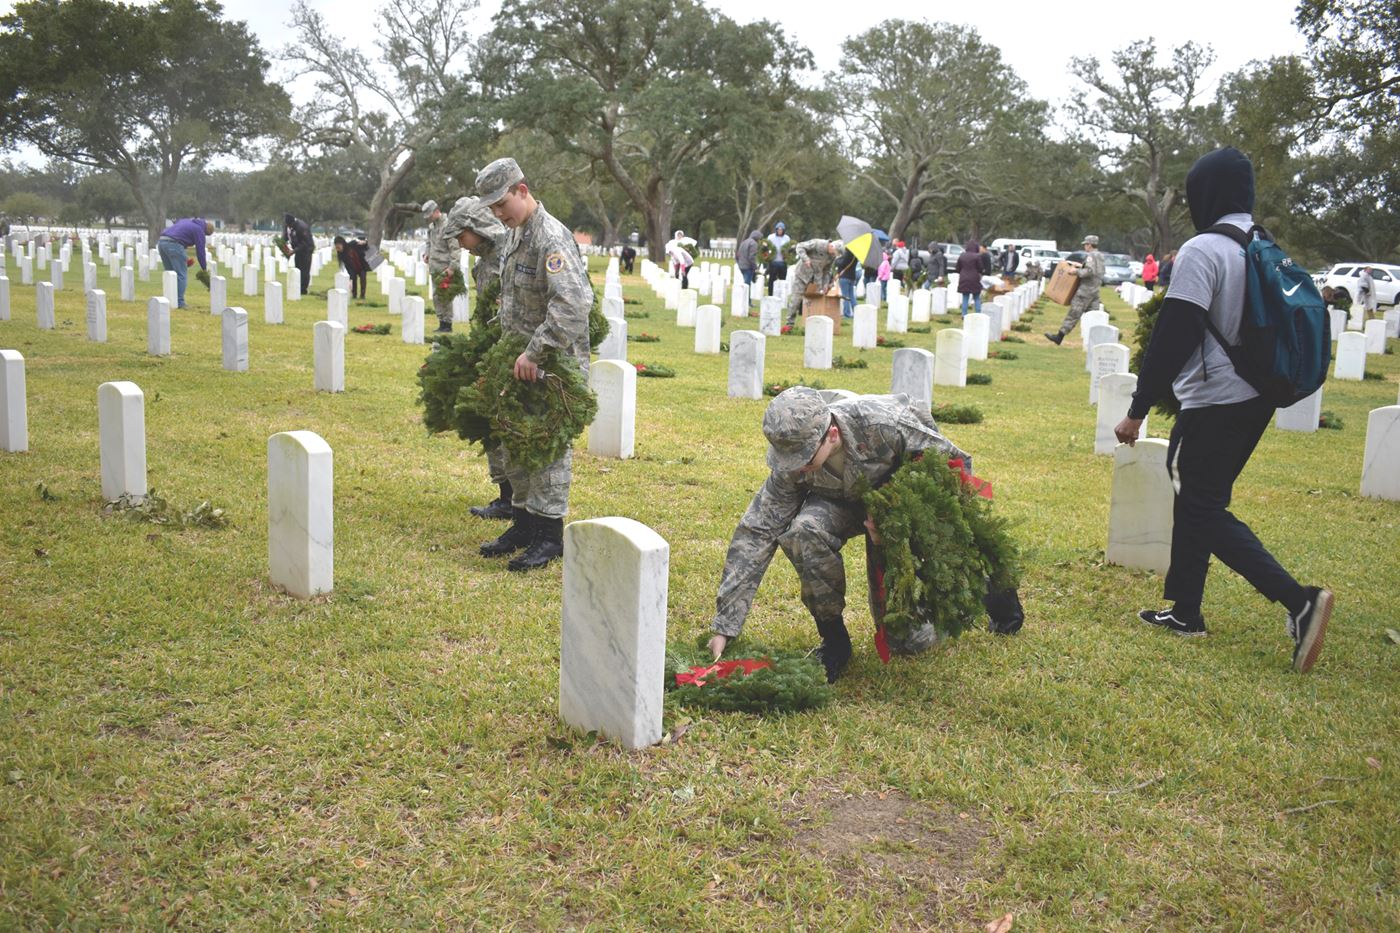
[783,238,843,327]
[422,198,464,333]
[442,196,514,521]
[157,217,213,309]
[473,158,593,571]
[1113,146,1333,673]
[283,213,315,295]
[619,244,636,274]
[334,235,369,299]
[707,388,972,683]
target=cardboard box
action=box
[802,286,843,334]
[1045,260,1081,306]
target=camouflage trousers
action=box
[1055,286,1098,338]
[779,496,940,656]
[783,267,828,324]
[486,445,507,485]
[504,447,572,519]
[431,285,454,327]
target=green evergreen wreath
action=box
[457,334,597,473]
[862,458,1020,643]
[419,278,502,443]
[757,239,775,264]
[587,283,607,350]
[665,636,831,715]
[1129,290,1180,417]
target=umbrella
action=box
[836,215,882,269]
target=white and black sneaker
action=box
[1138,607,1207,637]
[1288,587,1334,674]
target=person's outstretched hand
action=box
[707,634,729,661]
[1114,416,1143,446]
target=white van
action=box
[991,238,1057,254]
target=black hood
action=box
[1186,147,1254,232]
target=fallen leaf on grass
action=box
[986,913,1014,933]
[1367,757,1382,771]
[1385,629,1400,646]
[661,721,692,746]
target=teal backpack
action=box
[1205,223,1330,407]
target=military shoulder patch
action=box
[544,252,565,274]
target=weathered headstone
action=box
[1365,318,1387,355]
[677,288,699,328]
[910,289,931,324]
[891,347,935,409]
[886,294,909,333]
[1334,331,1366,380]
[327,288,349,328]
[0,350,26,453]
[933,328,966,387]
[86,289,107,342]
[98,381,146,500]
[1360,405,1400,500]
[731,282,749,318]
[588,359,637,458]
[222,307,249,372]
[267,430,334,599]
[1085,323,1119,372]
[694,304,721,353]
[597,316,627,361]
[210,274,228,317]
[49,259,63,292]
[314,321,345,392]
[1276,387,1322,433]
[963,312,990,361]
[1106,438,1173,575]
[83,261,96,293]
[402,295,425,344]
[1328,307,1347,341]
[758,296,782,336]
[121,266,135,302]
[388,277,405,315]
[1078,309,1110,350]
[602,296,624,321]
[559,517,668,750]
[1385,307,1400,339]
[163,270,177,309]
[852,304,877,349]
[1089,342,1130,405]
[727,330,766,400]
[146,297,171,356]
[804,316,833,370]
[1096,373,1143,455]
[35,281,54,330]
[265,280,284,325]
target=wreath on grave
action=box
[987,348,1017,360]
[966,372,992,385]
[665,635,831,715]
[764,378,826,397]
[353,323,391,335]
[931,403,983,424]
[452,334,596,472]
[1129,290,1180,417]
[861,457,1020,645]
[634,362,675,378]
[628,333,661,343]
[831,355,869,370]
[195,269,211,289]
[876,336,905,348]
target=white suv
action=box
[1316,263,1400,306]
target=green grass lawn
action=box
[1,252,1397,929]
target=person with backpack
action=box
[1113,147,1333,673]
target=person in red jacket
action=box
[1143,253,1159,290]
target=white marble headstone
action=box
[758,297,782,337]
[0,275,8,321]
[910,289,931,323]
[402,296,425,344]
[560,517,668,750]
[731,282,749,318]
[588,359,636,458]
[314,321,345,392]
[1089,342,1130,405]
[852,304,877,349]
[388,277,405,315]
[933,328,966,387]
[0,350,27,453]
[286,264,301,302]
[1096,373,1143,455]
[162,270,177,309]
[265,281,284,325]
[1085,324,1119,372]
[963,313,990,361]
[1079,309,1110,347]
[146,297,170,356]
[1276,388,1322,433]
[334,271,349,293]
[597,316,627,361]
[1360,405,1400,501]
[35,282,55,330]
[49,259,63,292]
[1364,319,1387,355]
[886,294,909,334]
[327,288,349,328]
[268,430,334,599]
[1328,307,1347,341]
[727,330,765,399]
[86,289,107,343]
[1106,438,1173,575]
[243,265,259,297]
[1334,331,1366,380]
[602,296,624,321]
[677,288,699,328]
[222,307,249,372]
[121,266,135,302]
[983,304,1003,344]
[694,304,721,353]
[804,316,833,370]
[891,347,935,409]
[98,381,146,500]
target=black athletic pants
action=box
[294,248,313,295]
[1163,396,1305,613]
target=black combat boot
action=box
[435,322,453,334]
[470,482,513,520]
[479,508,533,557]
[1044,331,1063,345]
[508,516,564,572]
[812,616,853,683]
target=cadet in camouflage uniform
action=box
[472,158,593,571]
[442,196,514,520]
[708,388,969,682]
[782,238,844,326]
[422,199,464,334]
[1047,234,1105,344]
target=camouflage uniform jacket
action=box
[470,229,508,300]
[498,201,591,364]
[1076,250,1105,288]
[712,394,969,637]
[795,238,837,283]
[426,214,463,276]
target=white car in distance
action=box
[1316,263,1400,306]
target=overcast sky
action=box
[2,0,1311,165]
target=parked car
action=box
[1063,251,1134,285]
[1019,246,1063,269]
[1316,262,1400,306]
[1129,260,1144,278]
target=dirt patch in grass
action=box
[791,788,992,899]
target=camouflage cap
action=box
[763,387,832,473]
[1082,234,1099,246]
[475,158,524,206]
[441,196,503,241]
[421,199,439,219]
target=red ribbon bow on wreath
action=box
[675,658,773,687]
